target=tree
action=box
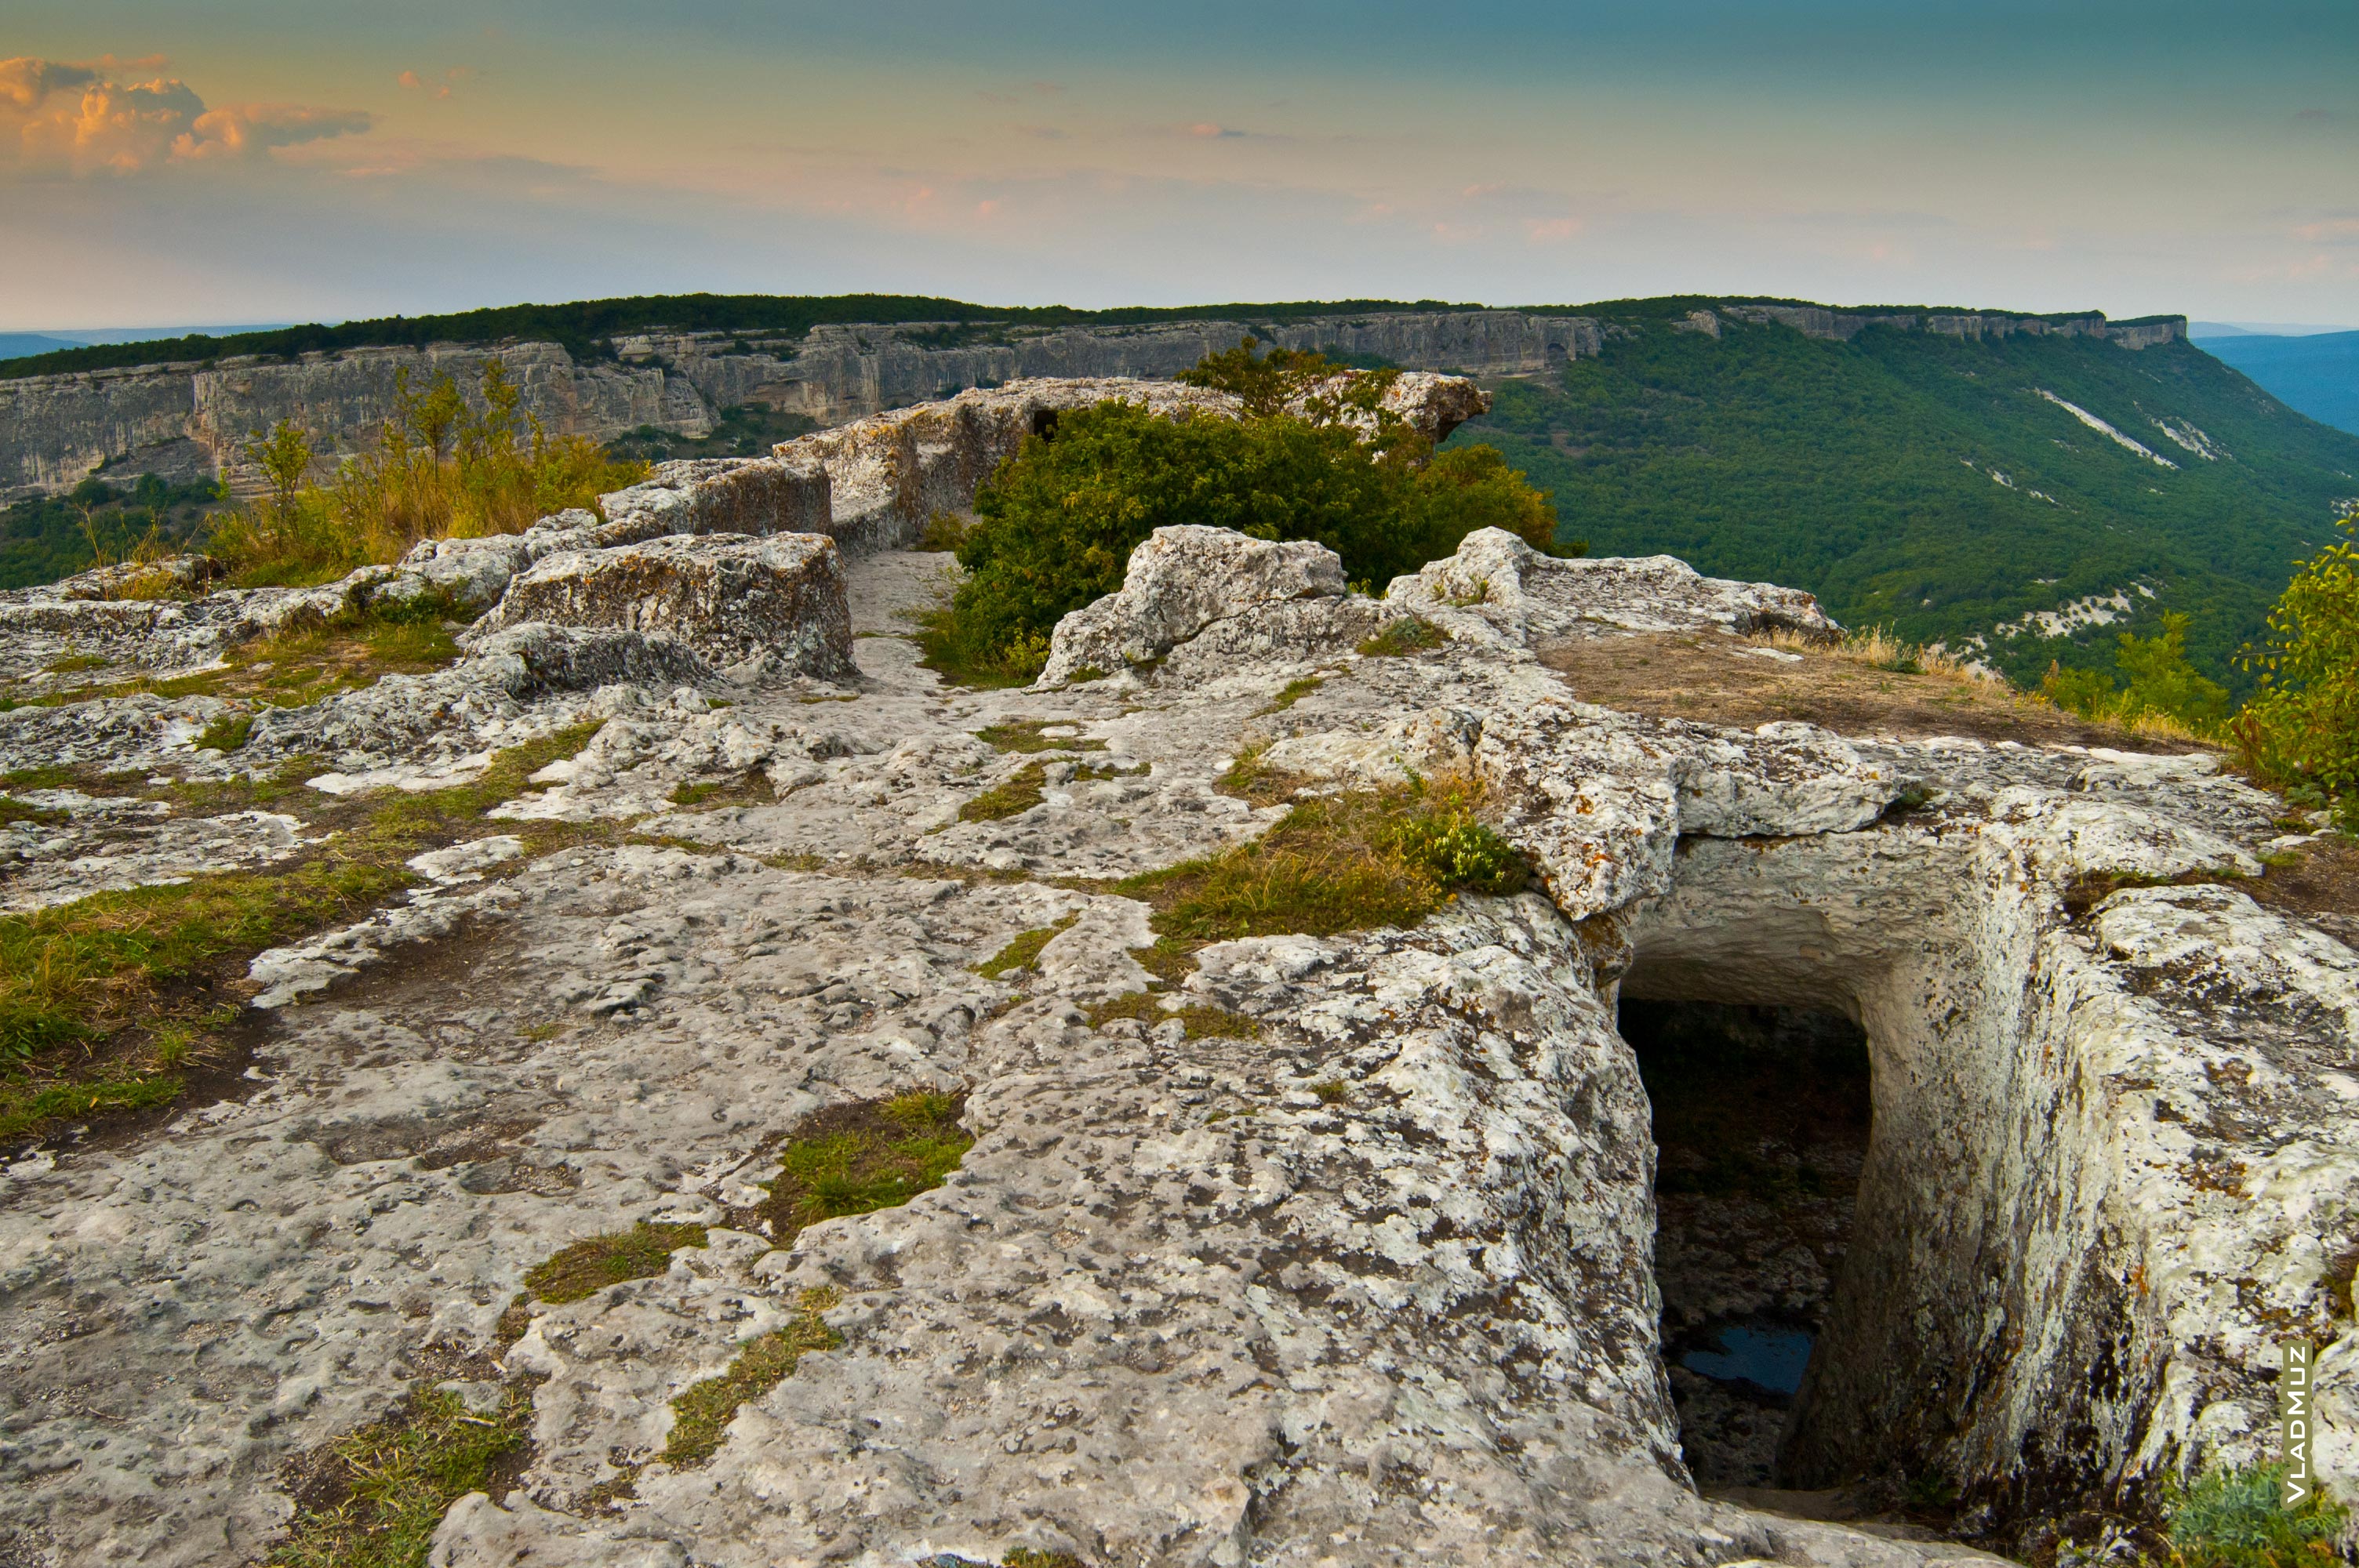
[2113,612,2230,729]
[2235,508,2359,822]
[242,420,314,525]
[393,366,467,460]
[2039,610,2229,734]
[1176,336,1343,417]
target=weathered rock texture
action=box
[0,392,2339,1568]
[474,534,855,676]
[0,305,2182,499]
[598,456,831,540]
[1038,524,1399,684]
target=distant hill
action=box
[2190,329,2359,437]
[0,334,80,361]
[1,325,293,364]
[2190,320,2354,338]
[1451,305,2359,692]
[0,296,1470,380]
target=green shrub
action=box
[208,361,646,587]
[2237,509,2359,824]
[1383,795,1527,894]
[2041,611,2230,735]
[2161,1463,2346,1568]
[1175,335,1347,415]
[1358,617,1445,657]
[923,386,1559,682]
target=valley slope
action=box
[1452,301,2359,691]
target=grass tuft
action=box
[760,1091,973,1244]
[959,763,1049,822]
[670,770,776,809]
[2161,1463,2346,1568]
[975,719,1107,754]
[522,1221,710,1305]
[1120,775,1525,946]
[972,915,1078,978]
[195,713,256,753]
[662,1288,841,1468]
[0,796,69,827]
[1084,990,1261,1039]
[1260,675,1324,714]
[1357,618,1445,658]
[269,1386,529,1568]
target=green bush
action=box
[926,397,1558,681]
[2041,611,2230,735]
[1175,335,1347,415]
[2237,509,2359,824]
[2161,1463,2345,1568]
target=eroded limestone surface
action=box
[0,499,2350,1568]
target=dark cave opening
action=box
[1620,999,1875,1492]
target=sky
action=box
[4,1,2356,330]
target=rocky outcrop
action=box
[630,310,1594,428]
[1292,368,1494,445]
[473,534,854,677]
[1037,524,1401,684]
[1386,525,1839,644]
[0,386,2345,1568]
[597,456,830,539]
[774,377,1230,551]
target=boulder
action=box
[597,456,831,540]
[474,533,854,677]
[21,554,224,602]
[1287,368,1492,445]
[393,533,543,611]
[1389,526,1840,646]
[1036,524,1395,684]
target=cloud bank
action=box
[0,56,369,176]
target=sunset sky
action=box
[5,1,2354,329]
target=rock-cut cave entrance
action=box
[1620,999,1875,1492]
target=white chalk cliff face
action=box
[0,379,2347,1568]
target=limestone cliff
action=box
[0,304,2186,502]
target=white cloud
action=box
[1,56,369,177]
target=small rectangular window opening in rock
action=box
[1621,1000,1873,1494]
